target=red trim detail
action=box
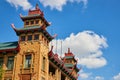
[48,48,78,80]
[28,4,44,16]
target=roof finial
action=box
[11,24,15,29]
[35,3,39,9]
[51,46,53,51]
[68,48,70,53]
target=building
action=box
[0,4,79,80]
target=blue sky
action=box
[0,0,120,80]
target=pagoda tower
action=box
[0,4,80,80]
[11,4,53,80]
[62,48,79,79]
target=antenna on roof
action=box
[55,37,58,54]
[61,40,63,56]
[50,26,53,47]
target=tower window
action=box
[42,57,45,71]
[0,57,3,67]
[25,21,29,25]
[27,35,32,41]
[31,21,34,25]
[49,63,56,75]
[24,55,31,68]
[34,34,39,40]
[21,36,26,41]
[7,56,14,70]
[35,20,39,24]
[61,73,66,80]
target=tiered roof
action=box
[11,4,53,41]
[20,4,50,27]
[62,48,79,72]
[11,24,53,41]
[63,48,77,62]
[0,41,19,53]
[48,46,79,80]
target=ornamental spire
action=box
[35,3,39,10]
[68,48,70,53]
[28,3,43,16]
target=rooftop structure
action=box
[0,4,79,80]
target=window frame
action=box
[35,20,39,24]
[21,36,26,41]
[0,57,3,67]
[24,55,31,69]
[25,21,29,25]
[7,56,14,70]
[27,35,32,41]
[34,34,39,40]
[42,57,45,71]
[31,21,34,25]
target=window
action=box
[61,73,66,80]
[27,35,32,41]
[7,56,14,70]
[35,20,39,24]
[25,21,29,25]
[34,34,39,40]
[21,36,26,41]
[31,21,34,25]
[0,57,3,67]
[24,55,31,68]
[49,63,56,75]
[42,57,45,70]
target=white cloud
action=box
[39,0,66,11]
[94,76,104,80]
[79,69,92,80]
[51,30,108,69]
[78,69,105,80]
[78,57,107,69]
[80,73,89,79]
[6,0,32,10]
[39,0,88,11]
[113,73,120,80]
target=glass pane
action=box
[21,36,25,41]
[26,21,29,25]
[0,57,3,67]
[7,56,14,70]
[34,34,39,40]
[25,55,31,68]
[31,21,34,25]
[35,20,39,24]
[27,35,32,41]
[42,57,45,70]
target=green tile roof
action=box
[64,63,74,67]
[16,26,40,31]
[68,69,72,72]
[21,14,41,18]
[0,41,18,50]
[64,56,74,59]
